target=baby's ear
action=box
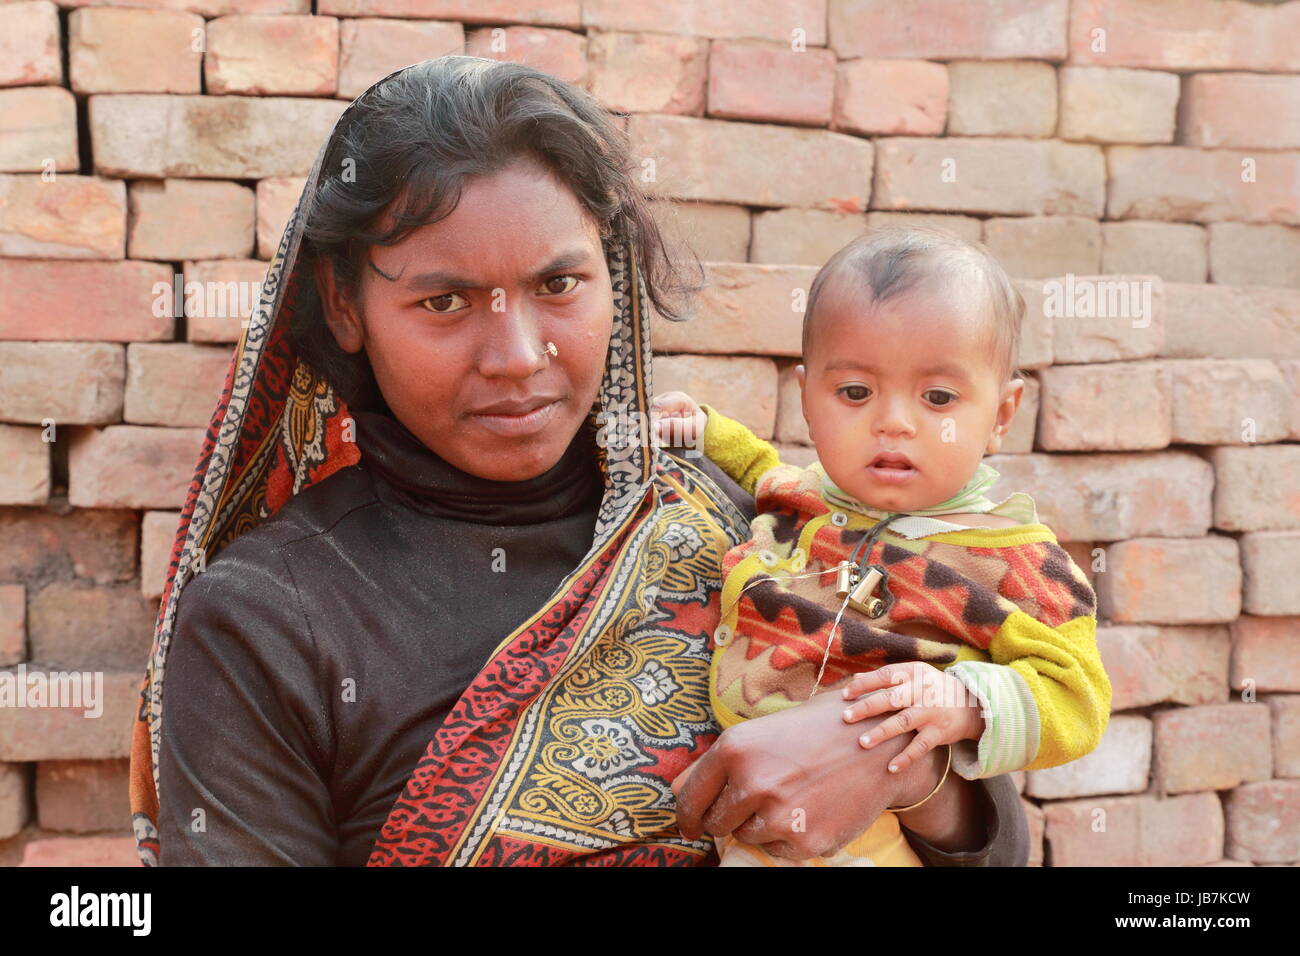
[986,377,1025,454]
[795,364,807,390]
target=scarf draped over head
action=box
[128,57,750,866]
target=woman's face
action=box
[316,154,615,482]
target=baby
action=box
[654,225,1111,867]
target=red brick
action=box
[946,61,1055,138]
[583,0,825,44]
[1224,780,1300,863]
[651,263,815,357]
[337,18,465,101]
[1264,694,1300,778]
[1012,278,1054,371]
[255,177,306,260]
[19,835,138,867]
[1024,714,1151,799]
[0,260,174,342]
[1152,703,1271,794]
[35,759,131,833]
[1163,283,1300,360]
[0,174,126,260]
[125,344,232,428]
[1057,66,1179,144]
[587,32,707,116]
[831,58,946,136]
[182,259,270,343]
[653,355,778,440]
[774,362,807,445]
[141,511,180,600]
[321,0,575,24]
[89,94,347,179]
[0,86,78,173]
[0,343,125,425]
[128,179,255,261]
[1179,74,1300,151]
[710,41,834,127]
[1208,223,1300,291]
[1044,792,1222,867]
[864,211,983,243]
[1068,0,1300,71]
[1284,361,1300,440]
[69,8,203,94]
[0,762,31,840]
[1241,532,1300,617]
[1101,221,1206,284]
[1023,796,1044,866]
[1097,624,1230,711]
[0,671,141,761]
[1231,616,1300,694]
[67,426,205,511]
[774,443,818,469]
[27,581,157,670]
[206,15,338,96]
[986,451,1213,542]
[0,585,23,667]
[1167,360,1291,445]
[1107,147,1300,226]
[629,114,873,210]
[830,0,1067,60]
[750,208,864,266]
[466,26,586,86]
[0,1,62,87]
[0,508,138,586]
[1097,536,1240,625]
[1037,361,1170,451]
[872,138,1104,217]
[0,426,49,506]
[1211,445,1300,532]
[1047,274,1165,363]
[650,201,750,263]
[982,216,1101,280]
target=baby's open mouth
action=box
[867,452,917,482]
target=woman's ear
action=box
[313,257,366,354]
[985,376,1026,455]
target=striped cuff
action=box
[945,661,1041,780]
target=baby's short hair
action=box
[802,224,1025,381]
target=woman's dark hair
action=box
[294,55,699,406]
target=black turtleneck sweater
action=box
[156,411,1025,866]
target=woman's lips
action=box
[471,399,561,437]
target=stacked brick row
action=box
[0,0,1296,866]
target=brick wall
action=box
[1,0,1297,867]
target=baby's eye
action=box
[420,291,470,314]
[540,274,581,295]
[839,385,871,402]
[924,388,957,406]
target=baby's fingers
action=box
[842,680,914,724]
[886,727,945,777]
[841,666,910,700]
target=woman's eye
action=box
[839,385,871,402]
[541,274,580,295]
[420,292,469,314]
[924,389,957,406]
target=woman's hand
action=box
[840,662,986,775]
[650,390,706,455]
[673,688,950,860]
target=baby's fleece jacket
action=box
[699,404,1112,780]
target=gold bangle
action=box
[887,744,952,813]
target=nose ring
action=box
[544,341,558,358]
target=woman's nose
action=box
[476,297,548,380]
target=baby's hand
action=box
[650,391,707,455]
[839,662,986,775]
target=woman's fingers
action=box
[673,747,731,841]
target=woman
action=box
[127,56,1029,867]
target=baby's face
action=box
[798,275,1022,514]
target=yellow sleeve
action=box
[698,402,782,498]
